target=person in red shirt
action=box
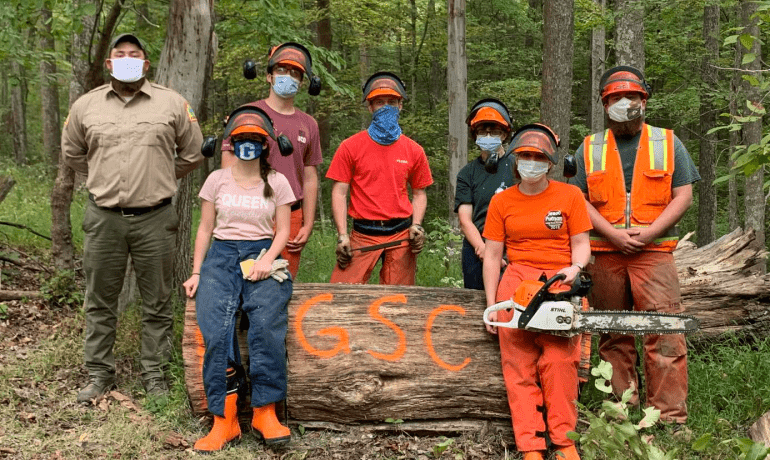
[326,72,433,285]
[221,42,322,280]
[483,124,592,460]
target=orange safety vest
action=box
[583,124,678,253]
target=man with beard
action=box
[62,33,203,403]
[572,65,700,427]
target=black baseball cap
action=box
[110,33,146,53]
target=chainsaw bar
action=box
[574,310,700,335]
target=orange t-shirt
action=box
[483,180,592,270]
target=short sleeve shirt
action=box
[326,131,433,220]
[454,155,516,234]
[199,168,296,240]
[573,129,701,193]
[483,181,593,270]
[221,100,322,201]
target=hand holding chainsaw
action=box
[336,234,353,269]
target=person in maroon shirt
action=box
[221,42,322,279]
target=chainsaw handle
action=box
[483,300,520,329]
[517,273,566,329]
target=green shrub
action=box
[40,269,84,309]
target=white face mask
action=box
[110,57,145,83]
[607,97,644,122]
[517,159,549,182]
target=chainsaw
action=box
[483,272,699,336]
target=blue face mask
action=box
[273,75,299,99]
[476,135,502,152]
[367,105,402,145]
[233,139,263,161]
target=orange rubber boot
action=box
[555,445,581,460]
[251,403,291,444]
[194,393,241,451]
[523,451,545,460]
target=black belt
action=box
[90,194,172,217]
[291,200,303,212]
[353,217,412,236]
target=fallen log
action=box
[749,409,770,448]
[183,228,770,427]
[0,290,42,301]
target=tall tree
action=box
[39,3,61,170]
[155,0,214,298]
[590,0,605,133]
[728,41,741,232]
[697,1,719,247]
[541,0,575,180]
[738,0,764,255]
[447,0,467,223]
[10,58,27,165]
[50,0,121,270]
[614,0,644,70]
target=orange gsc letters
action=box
[582,124,678,252]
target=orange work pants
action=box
[588,251,688,423]
[496,263,580,452]
[330,229,416,285]
[280,207,304,280]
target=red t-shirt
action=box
[326,131,433,220]
[222,100,322,201]
[483,181,592,270]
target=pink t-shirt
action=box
[326,131,433,220]
[199,168,296,240]
[221,100,322,202]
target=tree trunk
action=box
[155,0,214,299]
[359,43,370,129]
[314,0,332,156]
[10,60,27,166]
[728,16,741,232]
[697,2,719,247]
[50,0,121,272]
[739,0,764,263]
[447,0,467,226]
[614,0,645,71]
[590,0,605,133]
[540,0,575,182]
[39,5,61,171]
[182,228,770,419]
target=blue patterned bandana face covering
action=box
[233,140,263,161]
[475,135,502,152]
[272,75,299,99]
[367,105,402,145]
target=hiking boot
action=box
[77,378,116,404]
[252,403,291,444]
[144,377,169,397]
[555,445,581,460]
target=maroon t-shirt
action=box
[222,100,322,201]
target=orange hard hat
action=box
[510,123,561,164]
[223,106,275,141]
[267,42,311,75]
[362,71,407,102]
[600,66,651,101]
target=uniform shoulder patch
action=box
[186,103,197,123]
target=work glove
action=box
[408,224,426,254]
[336,234,353,269]
[240,249,291,283]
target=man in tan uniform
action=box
[62,33,203,403]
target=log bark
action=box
[0,290,42,301]
[183,228,770,423]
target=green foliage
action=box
[0,302,8,320]
[570,360,676,460]
[432,436,455,458]
[39,269,83,309]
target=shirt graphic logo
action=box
[396,159,408,164]
[495,181,507,194]
[545,210,563,230]
[298,130,307,144]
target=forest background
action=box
[0,0,770,458]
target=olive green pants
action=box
[82,202,178,382]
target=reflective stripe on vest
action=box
[584,125,678,252]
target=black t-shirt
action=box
[454,155,516,234]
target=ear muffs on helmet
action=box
[466,98,513,141]
[243,42,321,96]
[361,71,408,103]
[599,65,652,101]
[221,105,294,157]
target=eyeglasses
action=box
[274,66,302,79]
[476,127,505,137]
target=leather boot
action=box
[194,367,242,452]
[522,451,545,460]
[555,445,581,460]
[251,402,291,444]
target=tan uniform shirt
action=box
[62,79,204,208]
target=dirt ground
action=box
[0,251,519,460]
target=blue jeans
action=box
[196,239,293,416]
[462,239,484,290]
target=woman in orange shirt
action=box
[482,124,591,460]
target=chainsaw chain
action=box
[576,310,699,335]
